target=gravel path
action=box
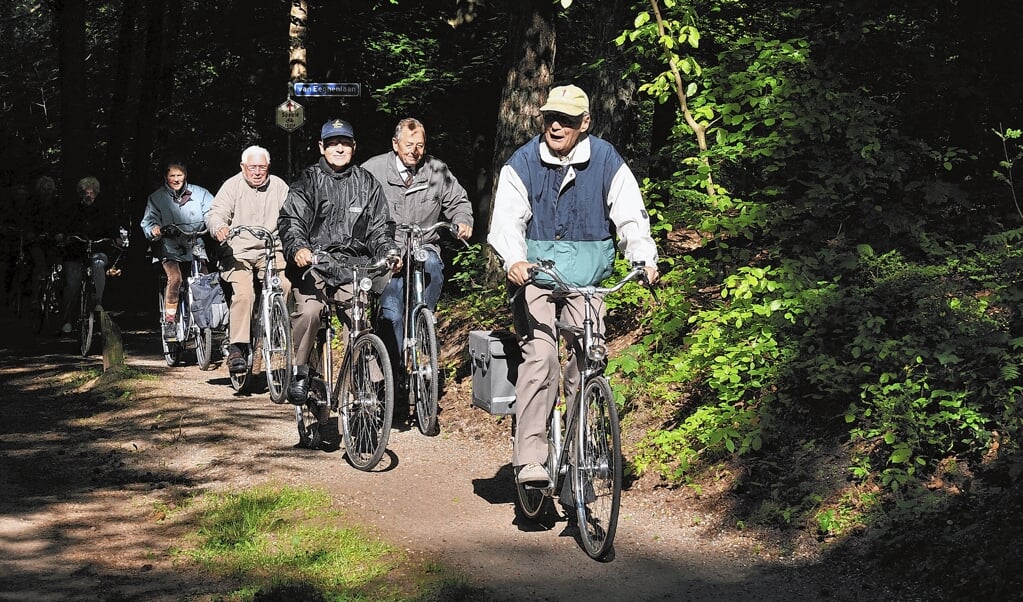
[0,316,907,601]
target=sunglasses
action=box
[542,111,584,128]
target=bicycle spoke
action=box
[574,377,621,560]
[341,335,393,470]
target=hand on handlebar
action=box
[643,265,660,285]
[215,226,230,243]
[508,260,535,287]
[455,222,473,241]
[386,249,403,273]
[294,247,314,268]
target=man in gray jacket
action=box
[362,118,473,417]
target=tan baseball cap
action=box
[539,85,589,116]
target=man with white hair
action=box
[206,145,291,375]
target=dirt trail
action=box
[0,316,914,601]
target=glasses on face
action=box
[542,111,583,128]
[243,164,269,173]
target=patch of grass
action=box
[171,483,468,601]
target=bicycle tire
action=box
[296,378,328,449]
[35,273,60,334]
[338,333,393,470]
[158,290,183,367]
[514,412,555,519]
[230,304,258,393]
[573,376,622,560]
[195,327,213,370]
[265,294,293,404]
[412,307,440,435]
[78,280,95,357]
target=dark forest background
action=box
[4,1,1023,598]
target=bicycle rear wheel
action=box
[78,280,95,356]
[573,376,622,560]
[195,327,213,370]
[338,333,393,470]
[265,294,293,404]
[296,378,328,449]
[411,307,440,435]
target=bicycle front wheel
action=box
[411,307,440,435]
[573,376,622,560]
[265,294,293,404]
[195,327,213,370]
[338,333,393,470]
[35,275,60,334]
[158,290,183,366]
[79,281,95,356]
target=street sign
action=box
[290,82,361,97]
[276,99,305,132]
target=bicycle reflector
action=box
[358,277,374,292]
[587,342,608,363]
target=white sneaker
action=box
[516,463,549,486]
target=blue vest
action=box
[506,135,620,287]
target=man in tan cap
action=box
[488,84,660,487]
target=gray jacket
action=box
[362,152,473,256]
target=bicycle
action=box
[390,221,467,435]
[223,225,293,403]
[296,250,396,471]
[156,223,223,369]
[512,260,651,560]
[68,233,127,356]
[34,260,63,335]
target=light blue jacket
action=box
[140,183,215,240]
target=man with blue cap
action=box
[278,118,399,405]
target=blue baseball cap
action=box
[320,118,355,141]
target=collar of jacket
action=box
[318,157,354,178]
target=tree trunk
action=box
[484,0,557,282]
[54,0,88,201]
[289,0,308,81]
[105,0,145,223]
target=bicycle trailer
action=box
[468,329,521,415]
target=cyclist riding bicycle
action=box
[140,160,216,340]
[278,118,400,406]
[60,176,129,334]
[488,84,659,487]
[206,145,292,375]
[362,117,474,419]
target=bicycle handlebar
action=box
[520,260,654,299]
[398,221,470,248]
[226,224,276,247]
[162,223,208,238]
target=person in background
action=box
[60,176,127,333]
[206,145,291,375]
[278,118,399,405]
[487,84,660,486]
[362,117,473,419]
[140,161,215,340]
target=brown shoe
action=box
[227,349,247,374]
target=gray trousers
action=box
[290,270,353,369]
[511,283,605,468]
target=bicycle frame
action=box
[157,223,213,367]
[296,250,395,470]
[514,259,651,560]
[224,225,292,400]
[394,221,465,434]
[68,234,121,356]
